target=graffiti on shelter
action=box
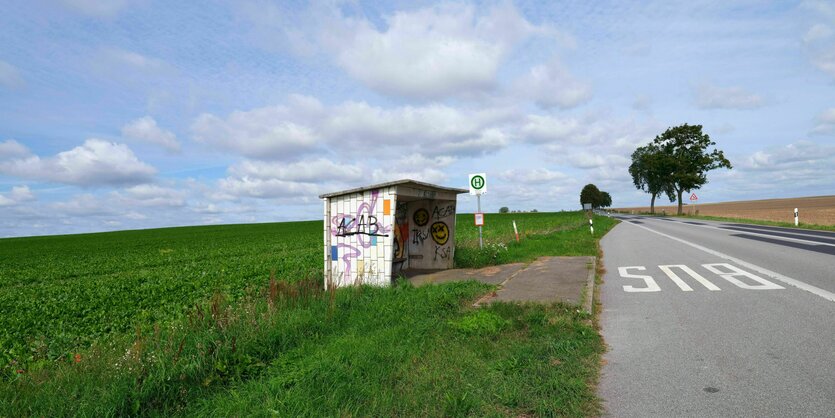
[430,221,449,245]
[413,208,429,226]
[330,190,391,279]
[432,204,455,220]
[433,245,451,260]
[411,228,428,245]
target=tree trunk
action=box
[650,193,657,214]
[677,188,684,215]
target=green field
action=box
[0,211,616,416]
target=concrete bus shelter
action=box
[320,179,468,288]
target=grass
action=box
[1,279,604,417]
[0,210,616,416]
[454,212,615,268]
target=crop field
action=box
[615,195,835,226]
[0,211,613,416]
[0,211,612,379]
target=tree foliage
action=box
[629,124,732,215]
[499,207,509,214]
[579,184,612,209]
[628,144,675,214]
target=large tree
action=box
[652,124,732,215]
[580,184,601,208]
[628,143,675,214]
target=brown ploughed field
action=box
[615,195,835,226]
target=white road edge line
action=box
[638,218,835,248]
[627,221,835,303]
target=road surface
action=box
[599,214,835,417]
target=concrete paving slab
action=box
[407,256,595,308]
[406,263,526,286]
[490,256,595,305]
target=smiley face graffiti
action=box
[430,221,449,245]
[413,208,429,227]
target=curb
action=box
[583,257,596,314]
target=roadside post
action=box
[512,220,520,242]
[690,193,698,215]
[583,203,593,234]
[795,208,799,226]
[469,173,487,249]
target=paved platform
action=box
[407,256,596,310]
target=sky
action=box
[1,0,835,238]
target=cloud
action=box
[811,46,835,78]
[0,186,35,207]
[328,2,552,99]
[192,95,516,160]
[121,116,181,152]
[0,139,31,159]
[0,139,156,186]
[498,168,568,184]
[514,60,592,109]
[59,0,132,18]
[116,184,186,207]
[810,107,835,135]
[803,24,833,43]
[228,158,364,183]
[0,61,24,89]
[743,140,835,171]
[694,83,765,109]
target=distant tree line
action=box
[628,123,732,215]
[498,207,538,214]
[579,184,612,209]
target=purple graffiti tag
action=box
[337,243,361,279]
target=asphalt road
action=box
[599,214,835,417]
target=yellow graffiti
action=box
[413,208,429,226]
[430,222,449,245]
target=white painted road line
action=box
[626,221,835,303]
[642,217,835,248]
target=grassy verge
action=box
[613,210,835,232]
[676,214,835,231]
[1,279,603,417]
[454,212,616,268]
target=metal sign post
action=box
[690,193,698,215]
[469,173,486,249]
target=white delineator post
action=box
[589,218,594,234]
[794,208,799,226]
[512,220,520,242]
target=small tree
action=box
[652,124,732,215]
[580,184,601,208]
[629,143,675,214]
[499,206,509,213]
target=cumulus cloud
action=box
[0,186,35,206]
[0,61,24,89]
[812,46,835,78]
[694,83,765,109]
[328,2,552,99]
[121,116,180,152]
[0,139,30,159]
[744,140,835,172]
[514,60,592,109]
[192,95,516,160]
[0,139,156,186]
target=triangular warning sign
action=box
[689,193,698,201]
